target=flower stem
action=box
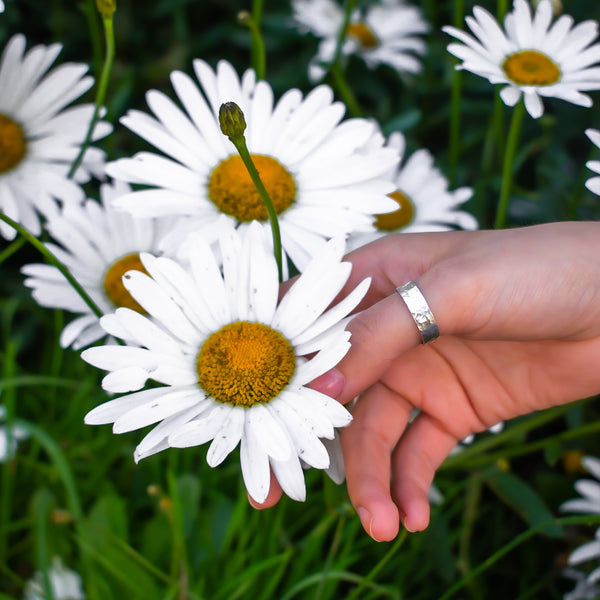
[326,0,362,117]
[67,6,115,179]
[448,0,464,187]
[0,214,104,318]
[233,137,284,281]
[238,4,266,80]
[219,103,284,282]
[494,100,525,229]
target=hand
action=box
[253,222,600,541]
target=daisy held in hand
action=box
[0,34,111,240]
[443,0,600,118]
[105,58,399,273]
[82,223,370,503]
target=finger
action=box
[390,413,459,532]
[248,470,283,509]
[341,381,414,541]
[335,283,444,405]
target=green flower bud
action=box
[219,102,247,141]
[96,0,116,19]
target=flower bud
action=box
[219,102,247,140]
[96,0,116,19]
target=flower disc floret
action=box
[346,23,379,49]
[0,114,26,173]
[103,253,149,312]
[375,190,414,231]
[502,50,560,86]
[208,154,296,222]
[197,321,296,407]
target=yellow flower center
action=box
[196,321,296,408]
[208,154,296,222]
[103,253,149,312]
[502,50,561,86]
[346,22,379,49]
[0,113,26,174]
[374,190,415,231]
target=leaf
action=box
[485,469,564,538]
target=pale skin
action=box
[251,221,600,542]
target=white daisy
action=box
[347,131,477,251]
[0,1,4,13]
[24,556,85,600]
[82,222,370,503]
[560,456,600,515]
[562,568,600,600]
[292,0,429,82]
[0,34,112,240]
[443,0,600,118]
[21,180,175,350]
[105,58,399,273]
[585,128,600,197]
[0,404,28,462]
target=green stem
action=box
[325,0,362,116]
[439,515,600,600]
[0,236,25,264]
[239,7,266,80]
[68,10,115,179]
[0,213,103,318]
[329,62,362,117]
[229,137,284,282]
[448,0,464,186]
[345,530,408,600]
[494,100,525,229]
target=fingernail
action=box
[358,507,381,542]
[310,368,345,398]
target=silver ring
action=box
[396,281,440,344]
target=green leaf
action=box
[485,469,563,538]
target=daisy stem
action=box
[494,100,525,229]
[448,0,464,187]
[0,213,104,318]
[326,0,362,117]
[231,136,284,282]
[238,4,266,80]
[67,6,115,179]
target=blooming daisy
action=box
[560,456,600,594]
[21,180,176,349]
[560,455,600,516]
[562,568,600,600]
[585,128,600,196]
[0,34,111,240]
[0,1,4,13]
[82,223,370,503]
[443,0,600,118]
[292,0,429,82]
[0,404,28,462]
[105,58,399,273]
[24,556,85,600]
[347,131,477,251]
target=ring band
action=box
[396,281,440,344]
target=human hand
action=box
[253,222,600,541]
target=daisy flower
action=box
[443,0,600,118]
[562,568,600,600]
[560,456,600,516]
[292,0,429,83]
[82,223,370,503]
[585,128,600,196]
[105,58,399,272]
[347,132,476,251]
[21,180,175,350]
[0,1,4,13]
[24,556,85,600]
[0,34,111,240]
[0,404,28,463]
